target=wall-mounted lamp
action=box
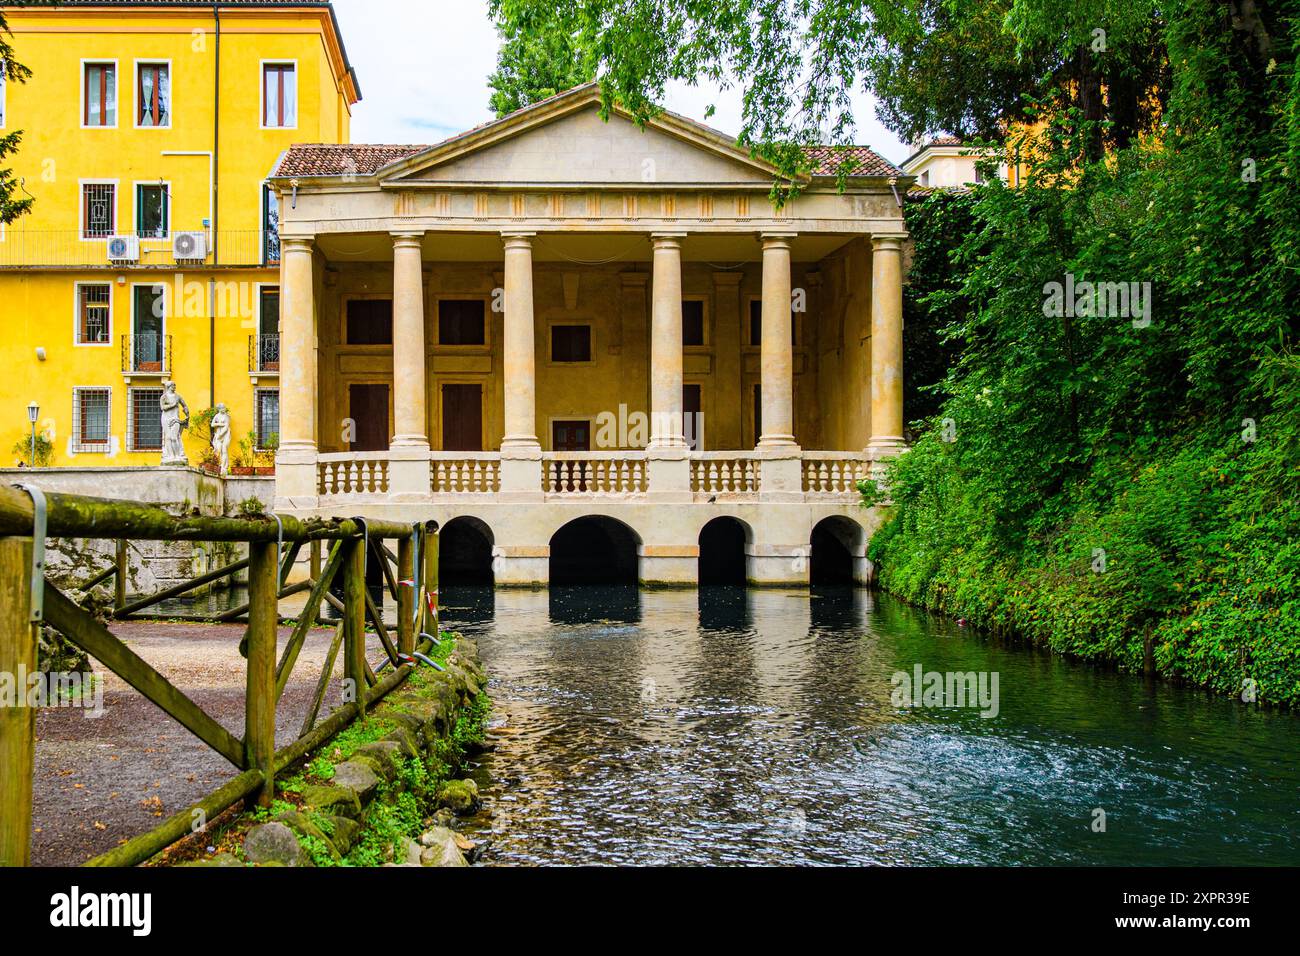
[35,347,46,362]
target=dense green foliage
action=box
[871,1,1300,704]
[0,8,33,225]
[487,2,594,116]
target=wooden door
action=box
[349,384,389,452]
[441,384,483,451]
[683,384,702,450]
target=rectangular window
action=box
[82,183,116,238]
[345,299,393,345]
[257,287,280,370]
[84,62,116,127]
[255,389,280,449]
[748,299,797,347]
[73,388,111,452]
[682,300,705,346]
[438,299,486,346]
[551,324,591,363]
[131,284,166,372]
[77,284,111,344]
[262,63,296,128]
[136,184,169,238]
[262,185,280,264]
[128,387,163,451]
[137,62,169,127]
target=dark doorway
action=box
[441,384,483,451]
[698,516,748,585]
[349,383,389,451]
[549,516,639,585]
[440,516,494,586]
[810,517,862,586]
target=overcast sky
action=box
[331,0,910,163]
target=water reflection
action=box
[447,585,1300,866]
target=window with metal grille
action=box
[345,299,393,345]
[77,284,111,344]
[262,63,296,127]
[128,387,163,451]
[551,324,591,362]
[73,388,111,453]
[84,62,116,127]
[438,299,486,346]
[137,62,169,127]
[82,183,115,238]
[255,389,280,450]
[136,184,169,238]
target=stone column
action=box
[646,233,690,499]
[757,233,802,500]
[499,232,542,498]
[867,235,906,459]
[758,234,798,449]
[388,232,430,497]
[275,235,318,505]
[648,233,687,450]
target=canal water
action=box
[445,585,1300,866]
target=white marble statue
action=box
[160,380,190,466]
[210,403,231,474]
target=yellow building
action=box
[0,0,358,468]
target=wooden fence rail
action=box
[0,484,440,867]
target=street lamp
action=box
[26,401,39,467]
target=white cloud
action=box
[333,0,908,162]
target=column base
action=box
[756,446,804,502]
[499,444,543,500]
[273,451,318,511]
[387,444,430,499]
[865,436,908,459]
[645,445,691,501]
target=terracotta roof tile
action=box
[801,145,901,178]
[273,144,425,177]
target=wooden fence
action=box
[0,484,440,867]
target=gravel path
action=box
[31,619,390,867]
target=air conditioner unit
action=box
[106,235,140,262]
[172,231,208,261]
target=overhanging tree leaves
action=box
[0,7,33,225]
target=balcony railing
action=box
[0,229,280,269]
[311,449,872,502]
[121,333,172,376]
[249,334,280,373]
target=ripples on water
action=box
[443,585,1300,866]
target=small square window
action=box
[128,387,163,451]
[551,325,591,363]
[84,63,116,127]
[82,183,116,238]
[346,299,393,345]
[682,300,705,346]
[136,184,169,238]
[77,284,111,344]
[438,299,486,346]
[256,389,280,449]
[137,62,169,127]
[74,388,111,452]
[262,63,296,127]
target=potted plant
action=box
[230,432,255,476]
[253,432,278,475]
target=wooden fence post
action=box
[422,526,439,639]
[245,540,278,807]
[114,539,128,610]
[397,535,414,655]
[310,540,322,580]
[0,536,36,866]
[343,536,367,715]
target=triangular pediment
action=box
[376,86,788,188]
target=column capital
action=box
[759,232,797,248]
[280,236,315,254]
[390,231,425,247]
[501,231,536,248]
[650,232,687,249]
[871,235,906,252]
